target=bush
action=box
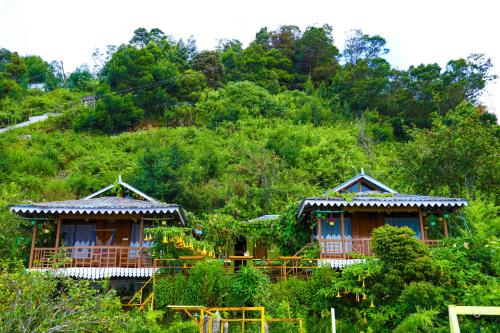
[228,267,269,306]
[398,282,444,313]
[0,260,127,332]
[393,310,438,333]
[74,93,144,133]
[187,260,231,307]
[155,274,190,310]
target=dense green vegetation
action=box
[0,25,498,332]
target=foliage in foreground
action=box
[153,225,500,333]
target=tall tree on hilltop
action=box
[192,50,224,88]
[296,24,339,85]
[343,29,389,65]
[399,102,499,198]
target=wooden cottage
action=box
[297,171,467,265]
[11,177,185,279]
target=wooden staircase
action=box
[293,242,313,257]
[124,274,156,310]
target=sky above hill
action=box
[1,0,498,115]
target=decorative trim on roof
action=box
[318,259,365,268]
[327,173,398,194]
[83,175,157,202]
[29,267,157,280]
[297,194,467,216]
[10,197,186,224]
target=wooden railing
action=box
[319,238,441,259]
[31,239,443,269]
[31,246,152,269]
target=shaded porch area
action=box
[315,209,448,259]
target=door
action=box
[351,213,384,238]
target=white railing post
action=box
[331,308,336,333]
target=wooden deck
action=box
[319,238,441,258]
[30,238,442,269]
[31,246,152,269]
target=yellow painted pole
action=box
[261,307,265,333]
[29,223,38,269]
[241,310,245,333]
[299,318,303,333]
[200,309,204,333]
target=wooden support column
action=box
[54,217,62,254]
[418,209,426,241]
[317,216,322,259]
[443,216,449,238]
[29,223,38,269]
[138,219,144,267]
[341,212,346,259]
[139,219,144,247]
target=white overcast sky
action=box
[1,0,498,116]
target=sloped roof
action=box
[326,171,397,194]
[297,192,467,216]
[10,196,183,215]
[83,175,157,202]
[10,176,186,224]
[247,214,280,223]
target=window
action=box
[130,223,153,248]
[61,224,96,258]
[316,217,352,255]
[130,223,153,259]
[344,181,375,193]
[385,217,421,239]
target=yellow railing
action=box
[124,273,156,310]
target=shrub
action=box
[228,267,269,306]
[187,260,231,306]
[398,282,444,313]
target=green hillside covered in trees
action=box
[0,25,498,332]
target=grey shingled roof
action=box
[10,196,183,218]
[297,192,467,216]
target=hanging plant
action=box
[145,226,215,259]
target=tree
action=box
[253,27,271,48]
[441,53,497,106]
[73,90,144,133]
[399,102,499,198]
[67,64,95,92]
[129,27,168,48]
[24,55,50,84]
[100,43,180,116]
[192,51,224,88]
[343,29,389,64]
[269,25,301,62]
[177,69,208,103]
[4,52,27,83]
[296,24,339,85]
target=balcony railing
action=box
[31,246,152,269]
[319,238,442,258]
[30,239,443,269]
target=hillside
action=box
[0,25,499,332]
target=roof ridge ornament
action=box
[325,173,398,195]
[82,176,158,203]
